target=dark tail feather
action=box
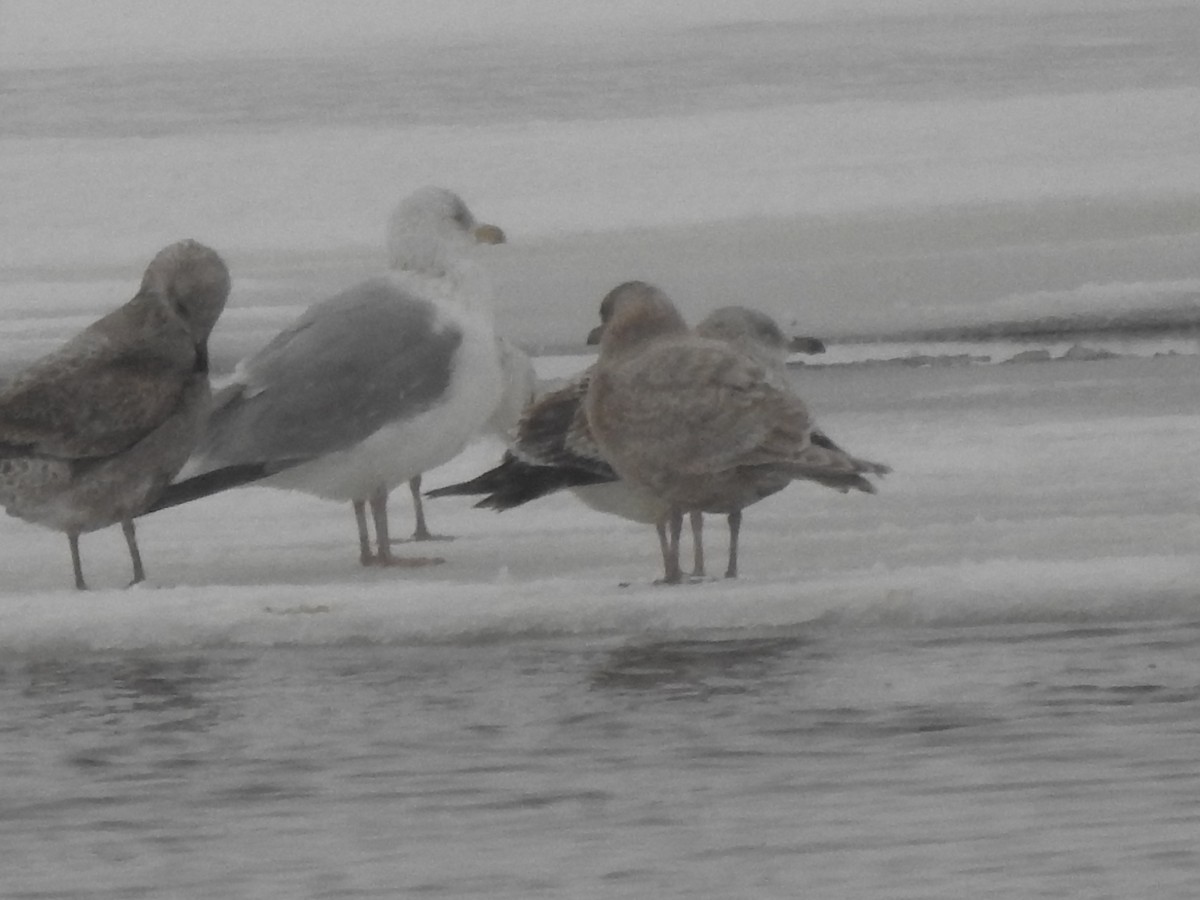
[144,459,306,515]
[787,432,891,494]
[800,470,878,494]
[472,466,611,510]
[426,454,614,511]
[809,430,892,477]
[424,454,522,500]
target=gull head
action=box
[139,239,231,342]
[386,186,504,274]
[695,306,790,367]
[589,281,687,356]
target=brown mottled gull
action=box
[151,187,508,568]
[0,240,231,589]
[427,286,678,566]
[684,303,888,577]
[583,282,888,584]
[429,285,865,578]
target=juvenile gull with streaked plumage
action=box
[430,282,883,578]
[152,187,508,567]
[0,240,230,589]
[584,283,888,584]
[426,299,742,574]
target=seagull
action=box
[584,282,888,584]
[152,186,507,567]
[0,240,231,589]
[429,283,880,578]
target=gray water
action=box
[4,620,1200,898]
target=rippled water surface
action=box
[5,619,1200,898]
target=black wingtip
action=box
[424,473,505,500]
[427,456,616,511]
[144,458,308,515]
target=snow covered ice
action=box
[2,2,1200,897]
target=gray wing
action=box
[196,277,462,466]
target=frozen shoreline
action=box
[3,353,1197,653]
[1,0,1198,646]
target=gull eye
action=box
[451,200,473,229]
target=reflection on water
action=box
[2,623,1200,898]
[590,634,813,697]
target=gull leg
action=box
[67,530,86,590]
[666,508,684,584]
[353,499,374,566]
[370,486,392,561]
[121,518,145,585]
[656,520,670,573]
[373,485,444,568]
[410,476,432,539]
[401,475,454,542]
[689,510,705,577]
[656,508,685,585]
[724,509,742,579]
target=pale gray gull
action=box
[0,240,231,589]
[154,186,508,567]
[584,283,889,584]
[428,283,871,578]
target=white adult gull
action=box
[0,240,231,589]
[583,283,889,584]
[151,186,507,567]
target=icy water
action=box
[4,620,1200,898]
